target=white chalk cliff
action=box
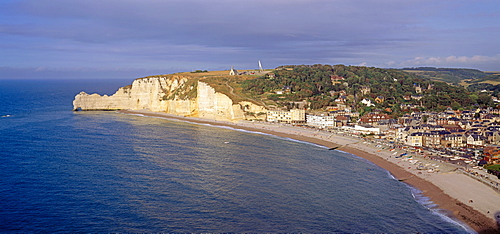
[73,75,266,121]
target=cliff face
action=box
[73,75,266,121]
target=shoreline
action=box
[118,110,500,233]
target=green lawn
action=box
[485,164,500,172]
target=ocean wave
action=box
[405,184,474,233]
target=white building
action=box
[407,132,423,147]
[267,109,306,124]
[306,114,335,129]
[361,98,375,107]
[340,125,380,135]
[229,66,238,75]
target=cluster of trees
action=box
[241,64,335,100]
[241,64,494,116]
[191,70,208,73]
[468,83,500,97]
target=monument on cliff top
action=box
[229,66,238,75]
[229,61,266,75]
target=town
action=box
[266,106,500,181]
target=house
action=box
[359,113,391,125]
[458,120,473,129]
[335,95,347,104]
[335,115,350,126]
[483,146,500,164]
[414,84,422,93]
[400,117,421,127]
[375,96,385,103]
[436,117,460,125]
[377,119,398,132]
[361,98,375,107]
[442,124,462,132]
[441,134,465,148]
[360,86,371,95]
[466,134,486,147]
[283,86,291,94]
[411,95,423,100]
[423,131,448,148]
[407,132,424,147]
[330,75,345,84]
[484,131,500,145]
[460,111,475,120]
[274,86,292,95]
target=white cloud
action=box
[399,54,500,69]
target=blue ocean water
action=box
[0,79,470,233]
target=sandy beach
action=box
[119,110,500,233]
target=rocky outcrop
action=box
[73,75,266,122]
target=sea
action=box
[0,79,472,233]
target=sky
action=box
[0,0,499,79]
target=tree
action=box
[477,93,493,107]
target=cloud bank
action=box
[399,55,500,70]
[0,0,498,79]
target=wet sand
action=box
[119,110,500,233]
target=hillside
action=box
[74,65,497,119]
[401,67,489,84]
[73,70,268,121]
[401,67,500,86]
[241,64,494,116]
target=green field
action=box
[485,164,500,172]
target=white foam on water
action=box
[405,184,476,233]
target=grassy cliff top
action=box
[138,69,270,106]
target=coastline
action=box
[118,110,500,233]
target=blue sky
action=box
[0,0,499,79]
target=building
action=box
[229,66,238,75]
[423,131,448,148]
[483,146,500,164]
[361,98,375,107]
[407,132,424,147]
[340,124,380,135]
[467,134,486,147]
[266,109,306,124]
[306,114,335,129]
[359,113,391,125]
[375,96,385,103]
[360,86,371,95]
[441,134,465,148]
